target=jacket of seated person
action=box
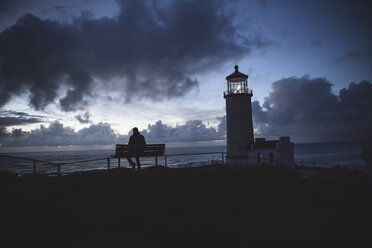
[128,133,146,156]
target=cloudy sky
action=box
[0,0,371,151]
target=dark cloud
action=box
[0,0,47,15]
[0,0,263,111]
[0,117,42,126]
[75,111,91,124]
[252,76,372,142]
[1,110,42,117]
[54,6,66,12]
[0,117,226,147]
[0,126,7,137]
[141,119,225,143]
[0,110,44,126]
[334,51,371,62]
[2,76,371,146]
[254,0,268,9]
[0,121,122,146]
[11,128,23,137]
[0,0,18,15]
[216,115,226,137]
[0,0,118,24]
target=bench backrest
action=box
[115,144,165,158]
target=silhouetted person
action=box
[127,127,146,170]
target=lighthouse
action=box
[224,65,254,166]
[224,65,295,167]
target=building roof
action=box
[226,65,248,82]
[254,140,279,149]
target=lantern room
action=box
[224,65,252,97]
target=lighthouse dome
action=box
[226,65,248,82]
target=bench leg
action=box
[118,158,120,168]
[155,156,158,167]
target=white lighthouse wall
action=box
[225,94,254,166]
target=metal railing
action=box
[0,152,226,176]
[224,88,252,97]
[0,153,109,176]
[1,151,359,176]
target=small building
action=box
[248,137,294,167]
[224,65,294,167]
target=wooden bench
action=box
[112,144,165,167]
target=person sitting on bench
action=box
[127,127,146,170]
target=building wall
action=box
[250,149,278,165]
[276,137,294,167]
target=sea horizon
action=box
[1,140,372,154]
[1,141,371,175]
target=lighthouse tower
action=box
[224,65,254,166]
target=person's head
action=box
[133,127,139,134]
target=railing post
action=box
[164,155,167,167]
[118,158,120,168]
[107,156,110,170]
[155,156,158,167]
[33,160,36,175]
[57,163,61,177]
[221,152,224,167]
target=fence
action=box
[0,154,109,176]
[1,151,353,176]
[0,152,226,176]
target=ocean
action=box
[0,142,371,175]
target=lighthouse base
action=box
[226,137,295,167]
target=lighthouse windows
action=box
[234,85,241,93]
[228,80,249,95]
